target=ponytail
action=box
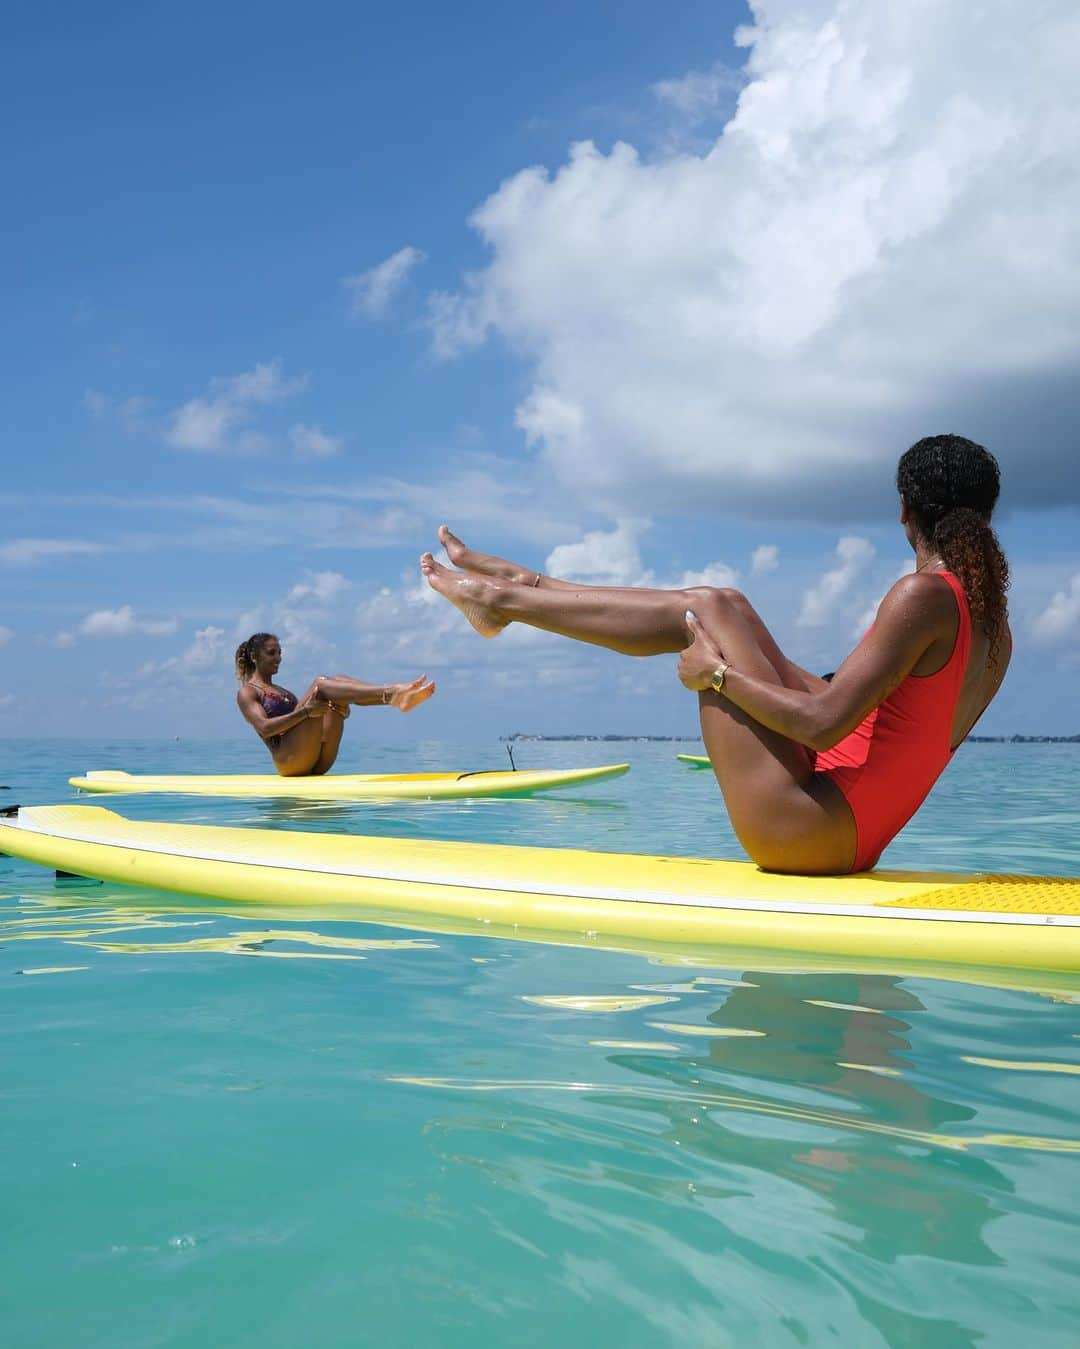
[932,507,1010,665]
[897,435,1010,666]
[235,632,277,682]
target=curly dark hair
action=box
[896,435,1009,663]
[234,632,278,682]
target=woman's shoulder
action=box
[882,570,957,613]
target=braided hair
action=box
[235,632,278,682]
[897,435,1010,664]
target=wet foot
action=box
[391,676,436,713]
[421,553,508,637]
[438,524,537,586]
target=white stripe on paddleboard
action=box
[9,813,1076,929]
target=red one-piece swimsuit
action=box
[814,571,972,872]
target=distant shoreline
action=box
[502,733,1080,744]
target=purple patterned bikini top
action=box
[251,684,298,717]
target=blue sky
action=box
[3,0,1080,745]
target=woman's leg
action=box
[687,591,855,873]
[299,674,434,713]
[436,526,825,692]
[270,719,325,777]
[310,705,346,776]
[439,524,610,591]
[422,553,693,651]
[421,556,855,872]
[298,676,376,705]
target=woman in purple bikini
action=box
[235,632,435,776]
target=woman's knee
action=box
[684,585,749,617]
[310,675,351,696]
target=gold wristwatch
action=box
[709,662,731,694]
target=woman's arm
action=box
[236,686,323,741]
[680,575,955,751]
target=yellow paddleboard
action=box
[676,754,712,769]
[68,764,629,801]
[2,805,1078,975]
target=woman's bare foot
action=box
[389,675,436,713]
[421,553,509,637]
[438,525,538,587]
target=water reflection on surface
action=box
[399,966,1080,1346]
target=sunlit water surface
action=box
[3,738,1080,1348]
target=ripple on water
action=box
[3,739,1080,1346]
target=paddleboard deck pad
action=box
[2,805,1079,973]
[68,765,629,801]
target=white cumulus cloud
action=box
[286,571,350,606]
[98,623,230,710]
[78,606,179,639]
[652,61,743,122]
[544,519,652,586]
[236,571,353,668]
[750,544,779,576]
[542,519,739,592]
[429,0,1080,518]
[166,359,308,453]
[144,626,227,678]
[1031,574,1080,645]
[103,625,232,706]
[850,559,916,638]
[677,561,740,590]
[344,245,426,319]
[54,605,179,649]
[799,536,875,628]
[0,625,13,647]
[289,423,342,458]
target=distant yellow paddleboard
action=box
[68,764,629,802]
[676,753,712,769]
[2,805,1078,975]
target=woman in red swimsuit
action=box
[235,633,435,776]
[420,435,1010,873]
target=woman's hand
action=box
[298,688,334,717]
[388,674,436,713]
[678,610,728,692]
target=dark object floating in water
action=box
[0,800,17,854]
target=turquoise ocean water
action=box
[3,737,1080,1348]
